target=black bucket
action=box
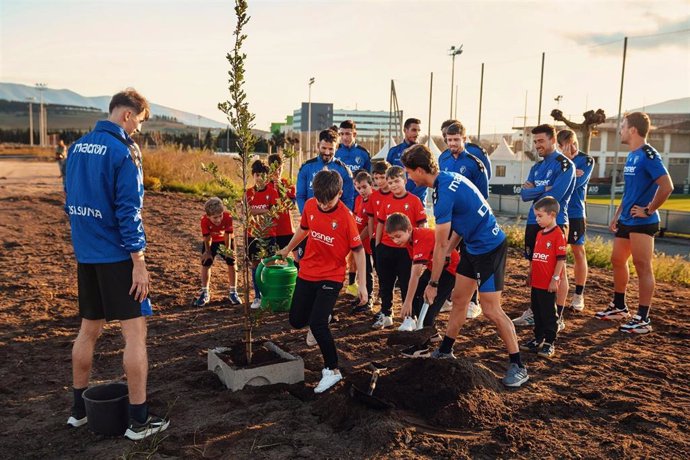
[82,382,129,436]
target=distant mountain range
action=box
[0,82,226,129]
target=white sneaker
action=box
[398,316,417,331]
[250,298,262,310]
[372,314,393,329]
[314,368,342,393]
[557,316,566,332]
[512,308,534,326]
[570,294,585,312]
[306,328,317,346]
[67,414,87,427]
[440,300,453,313]
[466,301,482,319]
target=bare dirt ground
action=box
[1,159,689,459]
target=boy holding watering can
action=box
[277,170,367,394]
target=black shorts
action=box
[201,241,235,266]
[568,218,587,245]
[247,236,277,262]
[457,239,507,293]
[525,223,568,259]
[276,234,294,250]
[615,222,660,239]
[78,259,151,322]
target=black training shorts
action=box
[77,259,151,322]
[201,241,235,266]
[567,218,587,245]
[457,239,508,293]
[615,222,659,239]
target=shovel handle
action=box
[368,370,380,395]
[416,302,430,330]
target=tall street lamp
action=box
[307,77,315,155]
[448,45,463,118]
[26,96,36,146]
[36,83,47,146]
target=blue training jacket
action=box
[335,143,371,174]
[65,120,146,263]
[568,151,595,219]
[386,140,428,203]
[296,155,354,212]
[520,150,576,225]
[466,142,492,180]
[438,149,489,198]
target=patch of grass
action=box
[587,195,690,212]
[0,144,55,160]
[503,224,690,286]
[142,146,242,200]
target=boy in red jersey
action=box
[277,170,367,393]
[372,166,427,329]
[366,160,391,271]
[521,196,567,359]
[246,159,280,309]
[193,197,241,307]
[385,213,459,340]
[351,171,375,313]
[267,153,297,259]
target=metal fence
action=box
[488,195,690,235]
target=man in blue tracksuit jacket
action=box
[557,129,594,312]
[64,89,170,440]
[335,119,371,175]
[296,128,354,213]
[512,124,575,328]
[387,117,428,203]
[438,121,489,198]
[440,118,492,180]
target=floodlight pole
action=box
[307,77,315,155]
[448,45,463,118]
[608,37,628,223]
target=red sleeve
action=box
[556,230,567,260]
[223,212,233,233]
[347,210,363,250]
[376,198,386,223]
[269,187,280,207]
[299,200,310,230]
[413,230,433,264]
[283,179,296,200]
[200,216,211,236]
[414,196,427,225]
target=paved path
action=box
[495,213,690,260]
[0,157,62,196]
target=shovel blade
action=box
[350,384,394,410]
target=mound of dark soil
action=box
[374,358,508,429]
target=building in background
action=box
[497,97,690,196]
[290,102,403,139]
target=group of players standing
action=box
[249,111,671,393]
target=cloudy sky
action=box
[1,0,689,135]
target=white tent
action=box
[425,136,444,160]
[372,137,396,160]
[490,138,517,160]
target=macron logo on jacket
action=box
[65,120,146,264]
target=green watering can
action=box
[255,255,298,312]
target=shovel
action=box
[349,362,394,410]
[415,302,430,331]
